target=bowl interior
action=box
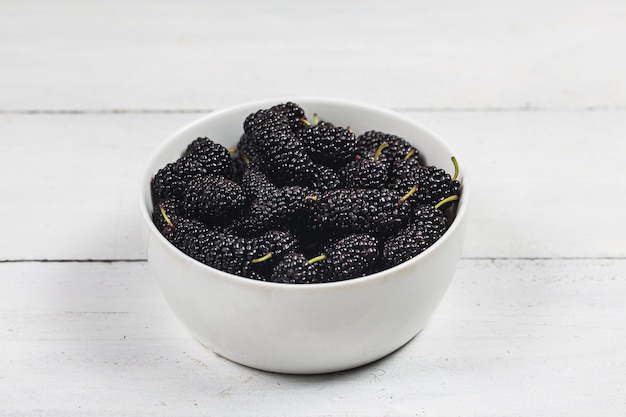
[139,97,467,262]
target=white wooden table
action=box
[2,1,625,415]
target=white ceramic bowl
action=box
[138,97,469,374]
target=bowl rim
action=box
[138,96,469,291]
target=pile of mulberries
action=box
[150,102,461,283]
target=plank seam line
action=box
[1,105,626,115]
[0,259,147,263]
[1,257,625,263]
[463,256,626,261]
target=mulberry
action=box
[183,137,232,175]
[161,217,221,260]
[152,199,183,232]
[297,123,356,167]
[270,102,307,132]
[243,108,291,142]
[235,133,261,166]
[382,205,448,267]
[258,133,316,186]
[356,130,417,163]
[392,165,460,208]
[151,156,208,200]
[240,166,276,203]
[320,234,380,281]
[270,252,323,284]
[306,188,412,237]
[256,229,299,259]
[309,165,343,191]
[238,186,310,236]
[180,175,246,224]
[200,232,266,277]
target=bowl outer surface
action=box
[139,97,469,374]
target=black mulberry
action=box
[238,186,310,236]
[320,234,380,281]
[338,157,388,189]
[256,229,299,259]
[235,133,261,165]
[356,130,417,163]
[180,175,246,224]
[240,166,276,203]
[309,165,343,191]
[200,232,266,277]
[382,205,448,267]
[151,156,208,200]
[270,252,323,284]
[270,102,307,132]
[183,137,232,175]
[258,133,316,186]
[392,165,460,208]
[244,108,291,141]
[161,217,221,260]
[306,188,412,237]
[297,123,356,167]
[152,199,183,232]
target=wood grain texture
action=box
[1,260,624,416]
[1,0,625,111]
[2,0,624,415]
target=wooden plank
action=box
[413,110,626,259]
[1,0,625,111]
[1,110,625,260]
[1,259,624,416]
[0,112,198,261]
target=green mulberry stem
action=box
[434,194,459,210]
[451,156,459,181]
[159,205,173,227]
[240,152,251,165]
[307,254,326,265]
[251,252,272,263]
[373,142,389,162]
[398,185,417,204]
